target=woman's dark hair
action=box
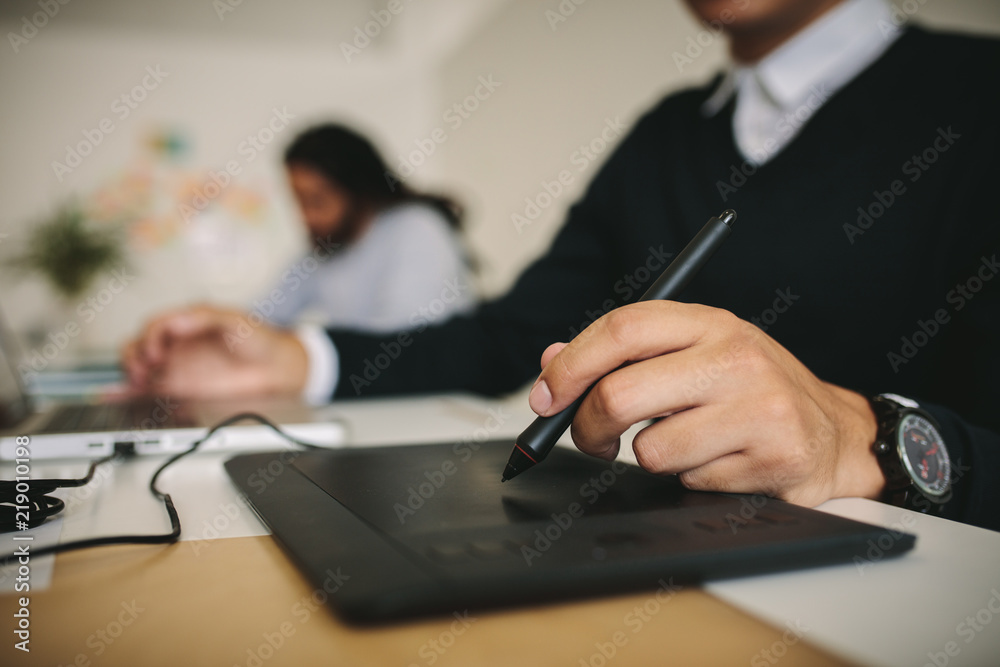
[283,124,462,229]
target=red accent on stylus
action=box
[515,444,537,463]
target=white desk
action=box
[8,394,528,550]
[2,392,999,666]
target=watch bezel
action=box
[895,410,951,500]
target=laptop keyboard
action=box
[37,400,190,434]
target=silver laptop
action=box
[0,311,344,459]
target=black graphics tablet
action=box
[224,440,914,623]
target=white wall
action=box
[1,0,999,358]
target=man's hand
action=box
[528,301,885,506]
[121,305,308,400]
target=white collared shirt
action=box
[701,0,901,164]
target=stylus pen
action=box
[501,209,737,482]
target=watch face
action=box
[897,413,951,498]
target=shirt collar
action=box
[702,0,900,116]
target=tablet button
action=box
[726,517,767,532]
[469,541,509,560]
[594,532,648,548]
[693,519,727,533]
[427,544,469,563]
[504,539,529,555]
[694,516,769,533]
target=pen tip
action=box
[719,209,737,227]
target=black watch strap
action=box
[868,394,948,514]
[869,395,911,490]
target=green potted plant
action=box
[8,202,127,299]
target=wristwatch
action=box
[868,393,952,512]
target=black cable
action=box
[1,412,325,564]
[0,454,116,531]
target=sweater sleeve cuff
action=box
[295,325,339,405]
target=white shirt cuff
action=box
[295,325,339,405]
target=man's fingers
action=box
[628,405,750,474]
[567,344,745,458]
[569,424,621,462]
[138,312,186,364]
[139,305,239,364]
[536,302,729,416]
[568,350,694,457]
[120,340,148,390]
[539,342,567,370]
[149,361,261,400]
[674,452,784,500]
[527,342,570,414]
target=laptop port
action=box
[114,442,136,456]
